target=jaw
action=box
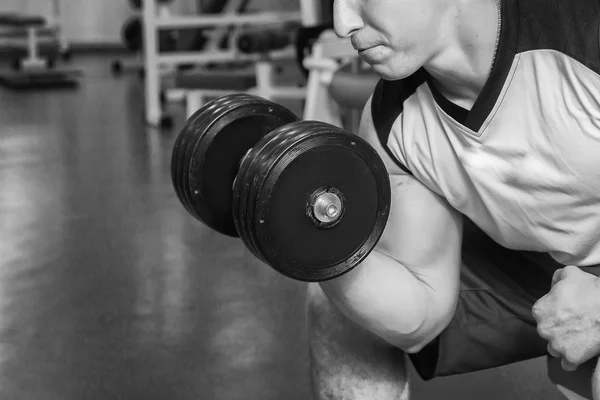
[368,51,426,81]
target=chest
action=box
[398,65,600,253]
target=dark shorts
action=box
[408,218,563,380]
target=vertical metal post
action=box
[300,0,320,26]
[143,0,161,125]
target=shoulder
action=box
[370,69,428,140]
[513,0,600,71]
[361,70,428,175]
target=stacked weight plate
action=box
[171,93,391,282]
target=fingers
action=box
[548,343,580,371]
[551,265,582,287]
[561,358,579,372]
[547,343,561,358]
[551,268,564,287]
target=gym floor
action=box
[0,55,567,399]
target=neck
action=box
[424,0,501,110]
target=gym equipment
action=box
[0,1,71,62]
[112,9,181,76]
[300,0,333,27]
[201,0,252,53]
[122,17,144,52]
[112,0,187,77]
[180,58,306,118]
[171,93,391,282]
[0,13,52,70]
[120,16,179,54]
[236,27,294,54]
[0,70,80,90]
[294,24,333,77]
[142,0,310,126]
[180,25,306,117]
[175,66,258,117]
[301,29,376,134]
[0,12,80,90]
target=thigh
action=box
[409,218,560,380]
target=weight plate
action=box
[177,94,257,219]
[171,93,298,237]
[244,124,310,261]
[251,121,391,282]
[187,100,298,236]
[233,122,317,260]
[172,94,251,218]
[178,94,268,220]
[172,95,223,212]
[180,94,296,234]
[241,121,325,263]
[244,121,329,272]
[232,126,283,259]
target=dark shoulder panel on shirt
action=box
[517,0,600,73]
[370,69,427,175]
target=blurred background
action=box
[0,0,573,398]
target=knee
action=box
[307,282,328,309]
[306,283,336,329]
[306,282,376,347]
[306,283,351,337]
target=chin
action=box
[369,58,422,81]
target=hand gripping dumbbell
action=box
[171,94,391,282]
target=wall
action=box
[0,0,199,45]
[0,0,304,46]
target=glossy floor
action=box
[0,57,565,399]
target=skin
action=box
[309,1,498,399]
[308,0,600,399]
[333,0,499,108]
[533,266,600,399]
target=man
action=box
[306,0,600,399]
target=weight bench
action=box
[175,66,257,117]
[180,26,306,117]
[0,13,80,90]
[180,60,305,118]
[0,13,51,70]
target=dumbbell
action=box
[171,94,391,282]
[237,28,292,54]
[121,16,177,53]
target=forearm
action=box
[319,250,456,353]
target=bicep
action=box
[377,175,463,308]
[359,95,463,271]
[359,96,464,345]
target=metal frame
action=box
[142,0,323,126]
[49,0,69,56]
[184,59,307,118]
[300,0,322,27]
[302,30,356,127]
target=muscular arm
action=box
[319,97,463,353]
